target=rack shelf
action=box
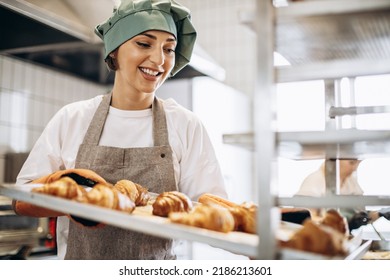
[224,129,390,159]
[0,184,373,260]
[248,0,390,259]
[0,184,259,257]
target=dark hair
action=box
[104,49,119,71]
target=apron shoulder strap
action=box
[153,97,170,147]
[81,92,112,145]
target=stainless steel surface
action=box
[279,240,372,260]
[254,0,277,259]
[329,105,390,118]
[370,240,390,251]
[0,0,226,84]
[224,129,390,159]
[324,159,339,195]
[371,223,386,241]
[344,240,373,260]
[277,59,390,83]
[277,4,390,65]
[279,195,390,209]
[0,0,95,42]
[240,0,390,82]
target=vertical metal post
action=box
[254,0,277,259]
[324,79,340,195]
[349,77,357,128]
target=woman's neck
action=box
[111,83,154,110]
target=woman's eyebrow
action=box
[139,33,176,42]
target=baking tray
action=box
[0,184,371,259]
[0,184,258,257]
[277,221,371,260]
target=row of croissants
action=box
[29,168,256,234]
[29,168,351,256]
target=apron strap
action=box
[152,97,170,147]
[81,92,112,146]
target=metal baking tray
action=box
[0,184,258,257]
[0,184,372,259]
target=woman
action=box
[296,160,363,198]
[14,0,227,259]
[295,160,390,231]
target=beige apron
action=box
[65,93,177,259]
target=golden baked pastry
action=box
[113,179,150,206]
[32,177,86,200]
[152,191,193,217]
[279,219,347,256]
[83,184,135,213]
[169,203,235,233]
[198,193,257,234]
[229,202,257,234]
[320,209,349,236]
[198,193,239,208]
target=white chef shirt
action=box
[296,167,364,197]
[16,94,227,259]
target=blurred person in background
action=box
[295,159,390,232]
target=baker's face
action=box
[339,160,361,177]
[115,30,176,95]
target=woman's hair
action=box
[105,50,119,71]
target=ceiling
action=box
[0,0,225,84]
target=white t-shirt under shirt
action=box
[16,94,227,259]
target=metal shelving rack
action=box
[234,0,390,259]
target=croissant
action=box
[198,193,238,208]
[152,191,193,217]
[320,209,349,236]
[169,203,235,233]
[32,177,86,200]
[229,202,257,234]
[279,219,347,256]
[83,184,135,213]
[198,193,257,234]
[113,180,150,206]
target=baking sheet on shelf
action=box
[278,227,371,260]
[0,184,258,257]
[0,184,371,259]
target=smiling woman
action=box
[14,0,228,260]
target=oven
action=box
[0,196,50,257]
[0,152,55,259]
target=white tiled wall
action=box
[0,54,109,158]
[179,0,257,97]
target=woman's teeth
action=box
[140,68,159,76]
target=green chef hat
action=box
[95,0,197,76]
